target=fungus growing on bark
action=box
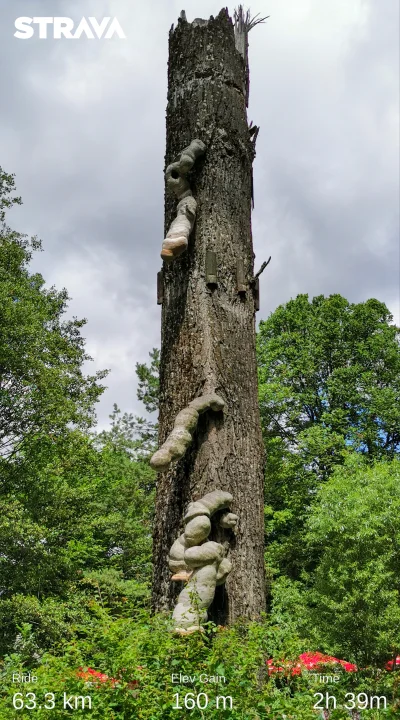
[167,490,238,634]
[150,394,224,472]
[161,138,206,261]
[219,512,239,529]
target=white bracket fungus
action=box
[161,139,206,262]
[167,490,238,634]
[150,393,224,472]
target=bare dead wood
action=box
[252,256,271,284]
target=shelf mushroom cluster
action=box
[161,138,206,262]
[150,393,224,473]
[168,490,238,635]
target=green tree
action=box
[0,168,22,223]
[0,167,108,459]
[305,454,400,665]
[0,415,155,654]
[0,168,155,655]
[0,431,104,598]
[136,348,159,413]
[257,294,400,579]
[92,404,156,579]
[131,349,160,456]
[95,401,157,461]
[0,416,155,652]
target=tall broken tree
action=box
[152,7,268,626]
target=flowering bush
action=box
[76,666,140,690]
[268,651,400,677]
[1,616,398,719]
[386,656,400,671]
[76,667,118,685]
[267,651,358,676]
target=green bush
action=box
[305,455,400,666]
[1,612,398,719]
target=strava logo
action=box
[14,17,126,40]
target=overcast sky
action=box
[1,0,399,430]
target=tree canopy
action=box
[257,293,400,578]
[0,168,108,459]
[305,454,400,665]
[0,168,154,656]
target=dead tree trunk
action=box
[152,8,266,624]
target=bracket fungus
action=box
[162,138,206,261]
[167,490,238,635]
[150,393,224,472]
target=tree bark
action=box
[152,8,266,623]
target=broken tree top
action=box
[172,7,269,46]
[158,6,270,265]
[171,7,269,106]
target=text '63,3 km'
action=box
[13,693,92,711]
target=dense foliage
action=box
[257,293,400,580]
[305,455,400,665]
[0,168,153,655]
[1,611,398,718]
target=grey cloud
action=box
[0,0,398,428]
